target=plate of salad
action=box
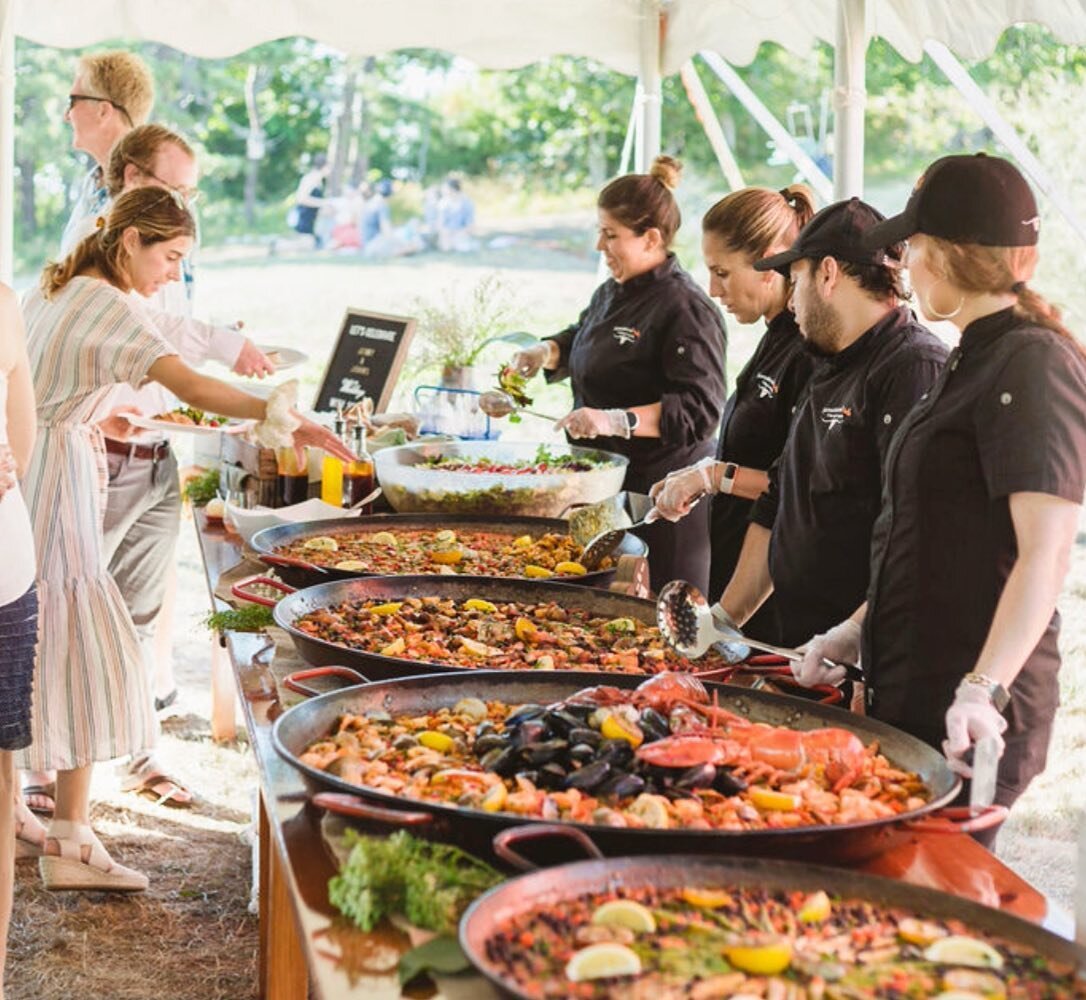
[126,407,254,436]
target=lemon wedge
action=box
[924,936,1004,970]
[533,655,555,670]
[749,787,800,812]
[380,637,406,656]
[604,617,637,635]
[418,730,455,753]
[511,534,534,550]
[723,940,793,975]
[565,943,641,982]
[368,602,403,616]
[600,713,644,748]
[460,637,497,659]
[523,564,554,578]
[798,890,831,923]
[515,617,541,643]
[628,793,670,829]
[555,561,588,576]
[898,917,947,946]
[430,549,463,565]
[302,536,338,552]
[369,531,398,547]
[480,783,507,812]
[591,899,656,934]
[463,599,497,612]
[680,887,734,909]
[434,529,457,544]
[333,560,369,572]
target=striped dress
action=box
[17,277,175,771]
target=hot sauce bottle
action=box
[342,423,375,513]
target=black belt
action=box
[103,437,172,462]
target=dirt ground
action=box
[8,238,1084,998]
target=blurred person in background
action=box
[437,176,477,252]
[292,153,330,248]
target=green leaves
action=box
[397,935,471,986]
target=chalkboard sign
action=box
[312,307,416,413]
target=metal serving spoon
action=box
[656,579,863,682]
[580,507,662,571]
[478,389,560,422]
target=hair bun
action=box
[650,155,683,192]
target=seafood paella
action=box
[480,881,1084,998]
[298,674,929,832]
[292,598,733,674]
[275,528,607,577]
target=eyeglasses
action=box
[68,93,133,127]
[136,164,201,206]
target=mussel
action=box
[598,772,646,798]
[505,704,546,727]
[596,738,634,768]
[712,767,748,796]
[479,745,520,776]
[564,759,612,791]
[513,719,550,746]
[543,709,585,736]
[675,763,717,790]
[568,743,597,764]
[472,732,509,756]
[521,738,569,765]
[638,708,671,742]
[537,762,569,789]
[567,727,602,748]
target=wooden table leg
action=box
[210,634,237,742]
[259,792,308,1000]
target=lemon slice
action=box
[924,936,1004,970]
[515,617,541,643]
[380,637,406,656]
[333,560,368,572]
[480,783,507,812]
[302,536,339,552]
[591,899,656,934]
[523,564,554,578]
[511,534,534,550]
[463,599,497,612]
[680,887,734,909]
[605,617,637,635]
[430,549,463,565]
[723,940,793,975]
[369,531,398,547]
[533,654,555,670]
[749,787,800,812]
[434,529,457,544]
[628,793,670,829]
[600,713,644,748]
[418,730,455,753]
[460,637,497,659]
[565,943,642,982]
[555,560,588,576]
[898,917,947,946]
[798,890,831,923]
[368,602,403,616]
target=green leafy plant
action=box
[183,468,221,507]
[202,605,275,633]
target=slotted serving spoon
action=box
[478,390,559,422]
[656,579,863,682]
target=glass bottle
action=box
[342,424,375,513]
[321,417,346,507]
[276,446,309,506]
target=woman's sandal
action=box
[120,758,194,809]
[15,801,46,860]
[22,782,56,818]
[39,821,148,892]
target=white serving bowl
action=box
[225,498,358,547]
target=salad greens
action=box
[183,467,221,506]
[496,364,533,407]
[202,605,274,633]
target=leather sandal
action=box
[22,782,56,818]
[120,756,194,809]
[15,800,46,860]
[39,821,148,893]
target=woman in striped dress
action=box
[16,187,351,892]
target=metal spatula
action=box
[656,579,863,682]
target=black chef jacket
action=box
[546,254,727,592]
[750,305,948,646]
[708,309,814,638]
[864,309,1086,806]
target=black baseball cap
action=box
[754,198,894,276]
[862,153,1039,251]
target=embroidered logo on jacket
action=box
[1021,215,1041,233]
[612,326,641,345]
[754,373,780,399]
[819,405,853,429]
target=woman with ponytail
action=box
[796,154,1086,841]
[505,156,728,591]
[15,187,352,890]
[648,184,817,644]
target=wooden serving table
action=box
[192,511,1073,1000]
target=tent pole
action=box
[925,40,1086,246]
[619,83,640,177]
[0,0,14,284]
[699,51,833,204]
[636,0,661,170]
[833,0,867,200]
[680,60,744,191]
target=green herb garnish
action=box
[202,605,274,633]
[496,365,533,407]
[397,935,470,986]
[184,467,221,506]
[328,829,502,935]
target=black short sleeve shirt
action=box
[864,309,1086,733]
[750,306,948,645]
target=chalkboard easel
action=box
[312,307,416,413]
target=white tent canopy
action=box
[3,0,1086,278]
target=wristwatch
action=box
[624,410,640,433]
[961,672,1010,712]
[718,462,739,495]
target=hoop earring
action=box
[922,277,964,320]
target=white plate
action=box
[256,345,307,372]
[125,414,254,436]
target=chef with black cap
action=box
[796,155,1086,837]
[711,198,947,651]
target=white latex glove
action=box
[649,457,715,522]
[794,618,861,687]
[509,342,554,377]
[711,604,750,665]
[942,682,1008,777]
[555,407,629,440]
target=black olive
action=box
[564,759,611,791]
[567,727,602,748]
[521,738,569,765]
[712,767,748,796]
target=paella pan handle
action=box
[258,553,329,576]
[282,666,369,698]
[231,575,297,607]
[734,657,845,706]
[492,823,604,872]
[904,804,1009,835]
[312,791,434,827]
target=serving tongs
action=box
[478,389,560,422]
[656,579,864,683]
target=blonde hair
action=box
[77,51,155,127]
[598,155,683,247]
[106,124,195,196]
[703,184,816,259]
[41,187,195,299]
[923,236,1083,355]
